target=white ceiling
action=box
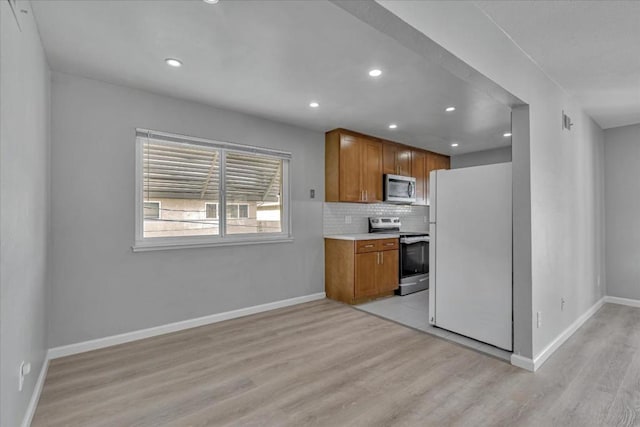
[475,0,640,130]
[31,0,513,155]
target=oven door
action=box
[400,238,429,279]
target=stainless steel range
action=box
[369,217,429,296]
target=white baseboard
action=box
[510,354,535,371]
[605,296,640,308]
[511,296,606,372]
[48,292,326,359]
[20,358,49,427]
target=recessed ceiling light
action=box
[203,0,219,3]
[451,143,459,147]
[165,58,183,67]
[388,124,398,129]
[503,132,512,137]
[369,69,382,77]
[445,106,456,112]
[309,102,319,108]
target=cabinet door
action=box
[361,139,382,202]
[382,143,398,175]
[378,250,399,293]
[433,153,450,170]
[396,147,412,177]
[411,150,427,205]
[355,252,379,298]
[383,143,411,176]
[339,134,363,202]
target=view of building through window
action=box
[141,137,284,239]
[143,201,160,219]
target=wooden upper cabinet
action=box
[326,128,448,205]
[362,139,382,202]
[383,142,412,177]
[397,148,412,177]
[411,150,427,206]
[425,152,451,205]
[326,129,383,203]
[382,143,396,175]
[338,134,363,202]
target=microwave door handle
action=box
[408,182,414,197]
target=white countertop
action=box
[324,233,400,241]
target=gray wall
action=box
[378,1,606,359]
[450,146,512,169]
[49,72,325,347]
[0,2,51,426]
[604,123,640,300]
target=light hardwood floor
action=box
[32,300,640,426]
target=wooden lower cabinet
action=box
[378,249,399,293]
[355,252,379,299]
[325,238,399,304]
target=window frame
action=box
[134,129,292,252]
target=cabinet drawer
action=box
[379,239,399,251]
[356,240,379,253]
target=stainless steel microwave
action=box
[384,174,417,204]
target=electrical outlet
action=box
[345,215,352,224]
[309,189,315,199]
[536,312,542,328]
[18,361,31,392]
[561,298,566,311]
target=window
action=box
[134,129,291,251]
[144,201,161,219]
[205,203,218,219]
[227,203,249,219]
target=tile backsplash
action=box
[324,202,430,235]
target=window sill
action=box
[132,236,294,252]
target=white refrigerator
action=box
[428,162,513,351]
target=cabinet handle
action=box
[381,252,384,264]
[377,252,381,264]
[364,244,375,248]
[384,243,394,246]
[365,190,368,201]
